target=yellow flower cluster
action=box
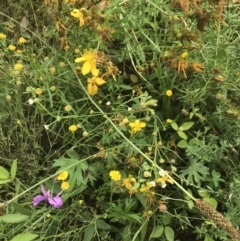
[57,171,70,190]
[71,8,86,27]
[156,169,174,188]
[75,49,107,96]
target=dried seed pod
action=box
[195,199,240,240]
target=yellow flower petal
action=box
[87,82,98,96]
[75,57,85,63]
[57,171,69,180]
[79,16,84,27]
[82,61,91,75]
[94,77,106,86]
[71,9,80,18]
[91,62,99,76]
[139,122,146,128]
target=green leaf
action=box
[189,138,200,146]
[203,197,218,209]
[171,122,178,131]
[11,159,17,179]
[150,225,164,238]
[179,158,209,185]
[187,200,195,209]
[0,214,29,223]
[84,224,95,241]
[10,233,39,241]
[12,202,31,215]
[122,225,132,241]
[162,212,171,225]
[66,150,79,160]
[130,74,138,83]
[164,226,174,241]
[96,219,111,230]
[177,140,188,148]
[140,219,148,241]
[184,189,193,201]
[198,189,210,198]
[204,236,215,241]
[181,122,194,130]
[211,170,224,188]
[177,131,187,140]
[0,179,11,184]
[0,166,10,179]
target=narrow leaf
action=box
[12,202,31,215]
[140,219,148,241]
[84,224,95,241]
[96,219,111,230]
[11,159,17,179]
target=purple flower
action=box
[32,186,63,208]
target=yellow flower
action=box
[156,171,174,188]
[129,120,146,133]
[59,62,66,67]
[6,95,11,100]
[49,67,56,74]
[14,63,23,71]
[64,105,72,112]
[109,170,121,181]
[16,120,21,125]
[35,88,43,95]
[192,62,203,72]
[50,86,56,92]
[8,45,16,51]
[0,33,6,40]
[61,181,70,190]
[87,76,106,96]
[166,119,173,124]
[181,52,189,59]
[18,37,26,44]
[16,49,23,54]
[69,125,78,132]
[166,90,172,97]
[75,49,99,76]
[57,171,69,180]
[122,176,136,189]
[82,131,88,137]
[79,199,84,205]
[46,213,51,218]
[71,9,85,27]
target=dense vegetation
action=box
[0,0,240,240]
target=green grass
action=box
[1,0,240,240]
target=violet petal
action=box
[32,194,47,206]
[48,196,63,208]
[41,186,52,199]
